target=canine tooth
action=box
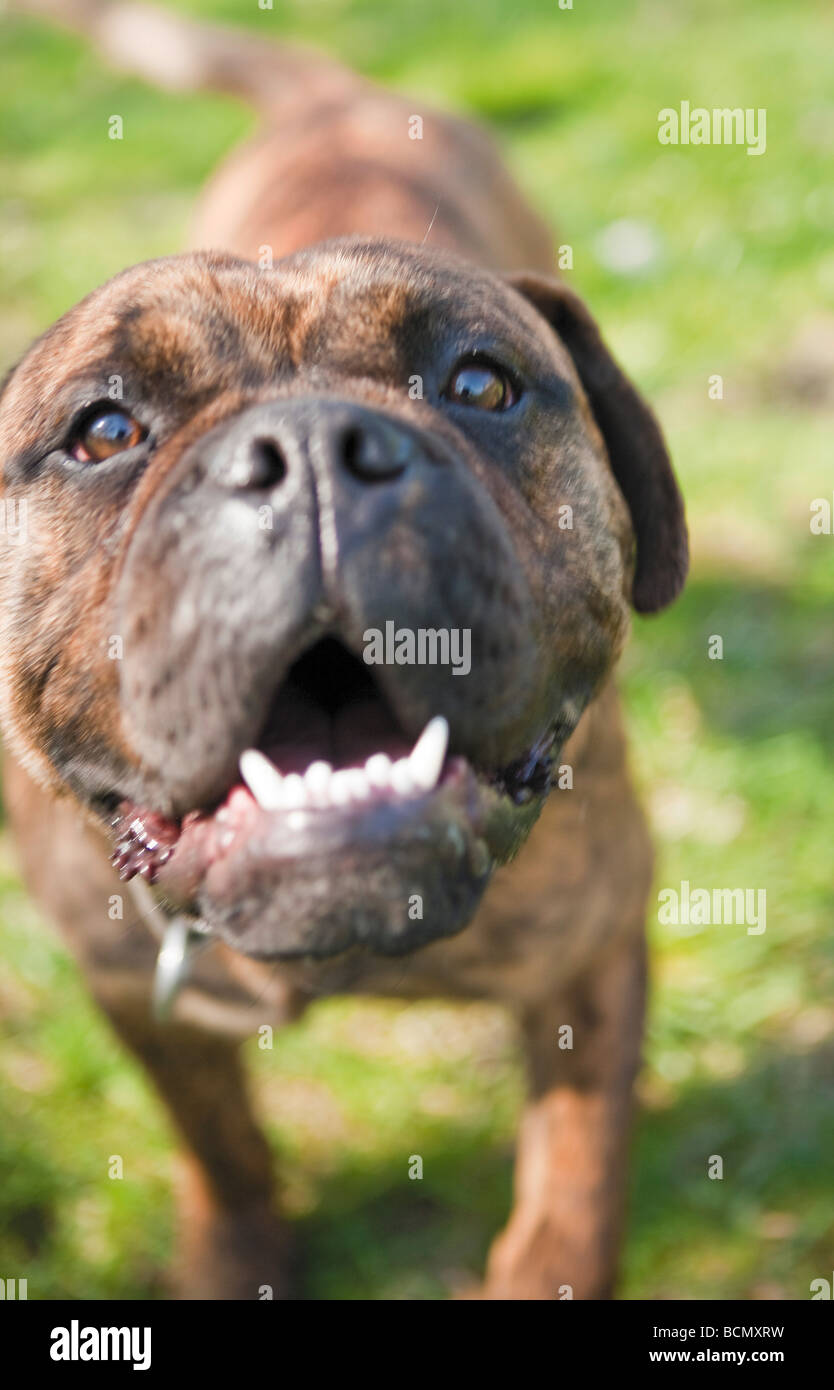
[409,716,449,790]
[239,749,285,810]
[365,753,393,788]
[282,773,307,809]
[390,757,417,795]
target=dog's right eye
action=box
[68,405,147,463]
[443,358,518,411]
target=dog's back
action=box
[17,0,555,269]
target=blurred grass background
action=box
[1,0,833,1300]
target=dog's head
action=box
[0,239,686,959]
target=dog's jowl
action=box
[0,0,687,1300]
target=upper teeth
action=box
[239,716,449,813]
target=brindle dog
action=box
[1,1,687,1299]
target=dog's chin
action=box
[198,767,544,959]
[113,752,547,962]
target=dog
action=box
[1,0,687,1299]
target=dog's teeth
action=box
[365,753,393,788]
[344,769,371,801]
[239,749,285,810]
[409,716,449,790]
[304,760,333,803]
[282,772,307,809]
[390,757,417,795]
[329,769,355,805]
[242,729,447,816]
[304,760,333,807]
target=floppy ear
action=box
[507,272,688,613]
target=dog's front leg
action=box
[480,932,647,1300]
[95,990,294,1300]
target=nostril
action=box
[341,422,412,482]
[245,438,287,490]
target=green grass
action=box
[1,0,833,1300]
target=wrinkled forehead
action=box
[2,252,308,426]
[0,243,565,449]
[279,239,557,355]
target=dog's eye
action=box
[443,359,517,411]
[69,406,146,463]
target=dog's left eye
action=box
[69,406,147,463]
[443,359,518,411]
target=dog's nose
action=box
[240,437,288,490]
[204,400,422,495]
[338,416,416,482]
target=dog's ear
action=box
[506,272,688,613]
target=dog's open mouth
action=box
[110,637,556,958]
[113,637,467,883]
